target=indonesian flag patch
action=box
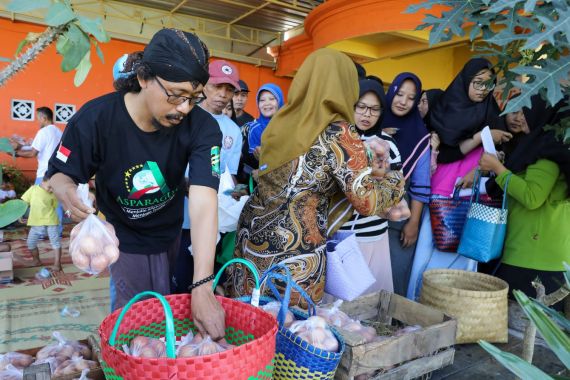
[56,144,71,163]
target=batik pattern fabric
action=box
[229,121,404,307]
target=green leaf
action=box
[74,51,92,87]
[76,16,109,42]
[0,56,12,62]
[424,3,469,46]
[7,0,52,12]
[478,341,555,380]
[506,57,570,113]
[524,0,539,13]
[552,375,570,380]
[484,0,524,14]
[59,24,91,72]
[564,262,570,288]
[45,2,76,27]
[487,29,524,46]
[94,42,105,64]
[531,299,570,333]
[405,0,449,14]
[522,9,570,49]
[514,290,570,368]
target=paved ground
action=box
[430,333,565,379]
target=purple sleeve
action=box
[408,149,431,203]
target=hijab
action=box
[355,76,386,138]
[381,72,429,176]
[423,88,444,131]
[507,95,570,189]
[247,83,284,153]
[259,49,358,175]
[488,95,570,196]
[430,58,506,146]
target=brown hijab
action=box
[259,48,359,175]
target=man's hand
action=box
[191,285,226,340]
[50,173,95,222]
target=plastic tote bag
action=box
[325,230,375,301]
[218,167,249,233]
[457,172,511,263]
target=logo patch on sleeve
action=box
[56,144,71,163]
[211,146,220,177]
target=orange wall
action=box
[0,18,290,178]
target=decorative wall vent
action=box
[55,103,76,123]
[11,99,35,121]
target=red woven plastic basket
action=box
[99,292,277,380]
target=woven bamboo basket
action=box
[419,269,509,344]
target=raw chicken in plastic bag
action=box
[75,368,92,380]
[317,301,377,343]
[289,316,339,352]
[0,352,33,370]
[382,198,411,222]
[177,334,231,358]
[0,364,23,380]
[54,355,97,376]
[316,300,352,328]
[69,184,120,274]
[260,301,296,327]
[363,135,390,169]
[124,336,166,358]
[35,332,92,362]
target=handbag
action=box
[429,189,472,252]
[457,171,511,263]
[325,229,376,301]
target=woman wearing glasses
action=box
[406,58,512,300]
[334,76,402,294]
[380,72,432,297]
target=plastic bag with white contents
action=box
[75,368,92,380]
[69,184,120,274]
[0,364,23,380]
[289,316,339,352]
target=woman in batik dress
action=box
[227,49,405,306]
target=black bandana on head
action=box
[142,28,210,85]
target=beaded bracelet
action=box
[187,274,216,292]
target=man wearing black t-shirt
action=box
[233,79,254,127]
[47,29,226,340]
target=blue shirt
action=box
[208,112,243,175]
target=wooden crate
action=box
[17,335,105,380]
[322,291,457,380]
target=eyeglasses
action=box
[155,78,206,106]
[355,102,382,116]
[471,80,496,91]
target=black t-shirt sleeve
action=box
[46,118,99,183]
[188,115,223,190]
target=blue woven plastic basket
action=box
[258,264,345,380]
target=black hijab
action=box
[430,58,506,146]
[488,95,570,196]
[355,76,386,138]
[507,95,570,187]
[423,89,444,131]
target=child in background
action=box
[21,177,62,271]
[0,180,16,204]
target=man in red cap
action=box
[200,60,243,183]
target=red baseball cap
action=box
[208,60,240,90]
